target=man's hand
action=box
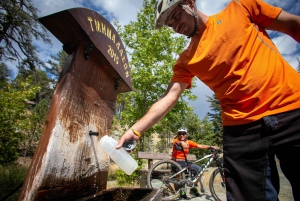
[210,146,220,150]
[116,129,139,149]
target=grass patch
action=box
[0,163,28,201]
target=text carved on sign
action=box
[87,17,129,78]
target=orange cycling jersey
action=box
[170,0,300,126]
[172,139,198,160]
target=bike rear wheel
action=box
[147,159,186,200]
[209,168,226,201]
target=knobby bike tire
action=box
[209,168,227,201]
[147,159,186,200]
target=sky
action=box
[7,0,300,119]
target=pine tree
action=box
[46,49,68,85]
[0,0,51,70]
[0,62,11,89]
[206,94,223,145]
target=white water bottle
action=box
[100,135,138,175]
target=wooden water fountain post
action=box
[19,8,132,201]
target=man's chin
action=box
[183,31,192,37]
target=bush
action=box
[0,163,28,201]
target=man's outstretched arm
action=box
[116,81,188,149]
[267,10,300,43]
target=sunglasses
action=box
[178,132,187,136]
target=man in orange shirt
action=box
[172,128,219,198]
[116,0,300,200]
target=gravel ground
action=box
[277,164,293,201]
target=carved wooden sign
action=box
[39,7,132,92]
[19,8,132,201]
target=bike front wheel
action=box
[147,159,186,200]
[209,168,226,201]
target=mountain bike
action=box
[147,147,226,200]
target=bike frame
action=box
[168,153,215,184]
[193,154,215,183]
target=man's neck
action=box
[197,11,208,32]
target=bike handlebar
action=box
[209,147,223,154]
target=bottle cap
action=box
[122,139,137,151]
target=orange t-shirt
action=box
[172,139,198,160]
[171,0,300,126]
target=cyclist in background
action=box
[172,127,219,198]
[116,0,300,200]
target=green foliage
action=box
[115,169,139,186]
[0,163,28,200]
[19,99,49,156]
[0,77,40,164]
[15,68,54,102]
[9,68,54,157]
